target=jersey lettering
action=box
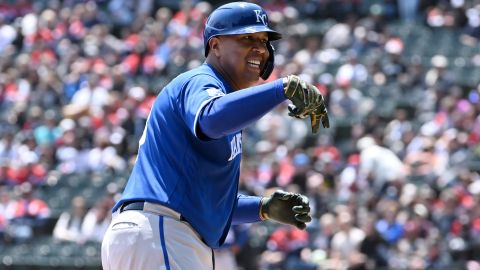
[228,133,242,161]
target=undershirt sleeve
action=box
[198,79,286,139]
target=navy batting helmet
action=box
[203,2,282,80]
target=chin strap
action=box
[260,42,275,80]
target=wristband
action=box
[259,198,269,220]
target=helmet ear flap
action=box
[260,42,275,80]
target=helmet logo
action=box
[254,10,267,26]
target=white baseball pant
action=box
[101,202,215,270]
[213,249,238,270]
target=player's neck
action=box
[205,57,244,91]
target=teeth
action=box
[247,60,260,66]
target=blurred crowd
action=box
[1,0,480,269]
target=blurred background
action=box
[1,0,480,269]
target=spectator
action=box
[55,123,83,174]
[330,210,366,268]
[397,0,420,23]
[0,186,13,242]
[461,3,480,46]
[0,130,16,163]
[311,212,336,252]
[335,51,368,87]
[375,200,404,245]
[382,37,407,82]
[329,78,367,119]
[0,15,17,52]
[425,54,454,94]
[336,154,360,203]
[403,136,443,184]
[81,196,114,242]
[359,215,389,269]
[53,196,88,243]
[261,225,315,270]
[33,109,61,146]
[384,108,413,156]
[356,136,405,194]
[68,75,110,116]
[6,183,50,242]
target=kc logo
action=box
[254,10,267,25]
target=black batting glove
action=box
[260,190,312,230]
[283,75,330,133]
[310,100,330,133]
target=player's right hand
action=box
[283,75,330,133]
[260,190,311,230]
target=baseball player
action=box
[101,2,330,270]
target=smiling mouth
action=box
[247,59,261,69]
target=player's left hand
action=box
[289,103,330,133]
[309,100,330,133]
[284,75,330,133]
[260,190,311,230]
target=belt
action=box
[119,201,187,222]
[119,201,145,212]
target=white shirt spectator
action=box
[70,81,110,112]
[331,212,365,259]
[0,22,17,52]
[53,196,88,243]
[81,206,111,242]
[357,136,405,191]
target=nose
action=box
[252,41,267,54]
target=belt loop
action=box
[113,209,120,218]
[211,248,215,270]
[119,203,126,212]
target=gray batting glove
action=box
[260,190,312,230]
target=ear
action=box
[208,37,221,57]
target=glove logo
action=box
[254,10,267,26]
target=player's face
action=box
[215,32,269,89]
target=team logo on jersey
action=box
[228,133,242,161]
[254,10,267,26]
[206,88,225,98]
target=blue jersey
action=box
[113,63,285,248]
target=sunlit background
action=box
[0,0,480,269]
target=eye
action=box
[243,36,268,44]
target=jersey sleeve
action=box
[198,79,285,139]
[232,194,262,224]
[177,74,225,138]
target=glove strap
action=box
[259,197,269,221]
